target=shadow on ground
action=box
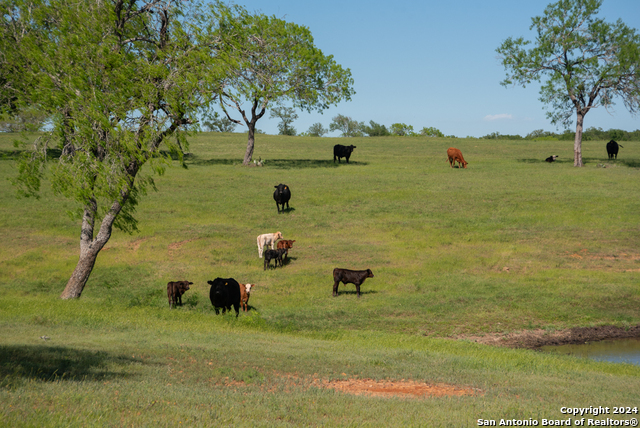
[0,344,144,386]
[518,157,640,167]
[188,157,369,169]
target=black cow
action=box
[264,248,287,270]
[208,278,241,317]
[332,268,374,298]
[333,144,356,163]
[273,183,291,213]
[545,155,559,163]
[167,280,193,309]
[606,140,623,159]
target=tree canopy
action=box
[497,0,640,166]
[269,106,298,136]
[329,114,363,137]
[212,2,355,164]
[1,0,222,298]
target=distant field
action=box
[1,132,639,426]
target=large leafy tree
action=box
[1,0,222,299]
[496,0,640,166]
[212,3,355,165]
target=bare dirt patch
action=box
[168,238,198,251]
[456,324,640,349]
[314,378,480,398]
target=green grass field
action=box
[1,132,639,426]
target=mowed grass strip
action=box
[1,132,639,425]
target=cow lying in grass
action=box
[545,155,559,162]
[332,268,374,298]
[167,280,192,309]
[257,231,283,258]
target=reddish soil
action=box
[315,378,480,398]
[455,324,640,349]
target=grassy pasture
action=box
[1,132,639,426]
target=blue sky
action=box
[218,0,640,138]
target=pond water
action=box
[540,338,640,366]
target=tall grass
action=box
[1,132,639,426]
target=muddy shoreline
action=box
[455,324,640,349]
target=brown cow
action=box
[167,280,193,309]
[238,283,256,312]
[276,239,295,261]
[447,147,468,168]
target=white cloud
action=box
[483,114,513,121]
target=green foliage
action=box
[496,0,640,165]
[390,122,414,136]
[329,114,364,137]
[201,111,237,133]
[419,126,444,138]
[0,106,48,132]
[269,106,298,136]
[305,122,328,137]
[211,2,354,162]
[481,128,640,141]
[361,120,390,136]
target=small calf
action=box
[238,283,256,312]
[276,239,295,260]
[257,231,283,258]
[545,155,559,162]
[167,280,193,309]
[264,248,287,270]
[332,268,374,298]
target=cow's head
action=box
[366,269,374,278]
[275,231,283,240]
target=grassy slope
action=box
[1,132,639,426]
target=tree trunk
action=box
[60,247,100,299]
[243,124,255,165]
[573,111,584,167]
[60,193,126,299]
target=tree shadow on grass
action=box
[517,158,572,164]
[187,157,368,169]
[0,148,63,161]
[0,344,144,387]
[518,157,640,168]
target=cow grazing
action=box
[273,183,291,213]
[238,283,255,312]
[264,248,287,270]
[257,231,283,258]
[545,155,559,163]
[167,280,193,309]
[334,144,356,163]
[332,268,374,298]
[606,140,623,159]
[447,147,468,168]
[208,278,241,317]
[276,239,295,260]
